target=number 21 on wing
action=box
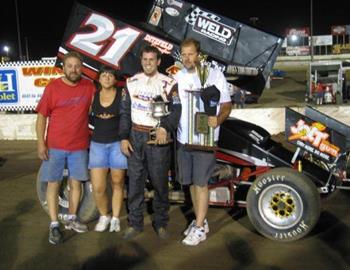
[67,13,141,68]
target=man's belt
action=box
[132,123,154,133]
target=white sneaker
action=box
[183,219,209,236]
[204,219,209,234]
[109,217,121,232]
[183,220,196,236]
[94,216,111,232]
[182,226,206,246]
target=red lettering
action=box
[34,78,56,87]
[23,67,44,76]
[22,67,63,76]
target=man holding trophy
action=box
[175,38,232,246]
[120,45,181,239]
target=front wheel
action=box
[246,167,321,242]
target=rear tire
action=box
[246,167,320,242]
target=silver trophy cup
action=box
[185,54,216,151]
[147,100,172,144]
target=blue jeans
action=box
[88,141,127,169]
[40,148,88,182]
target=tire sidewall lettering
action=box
[252,174,286,195]
[273,220,310,240]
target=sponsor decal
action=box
[121,88,127,101]
[149,6,163,26]
[249,130,264,144]
[285,108,346,163]
[185,7,235,45]
[193,15,235,45]
[172,92,181,104]
[132,101,151,111]
[209,100,218,107]
[166,61,182,76]
[165,7,179,16]
[288,119,339,160]
[144,34,174,54]
[167,0,183,8]
[132,90,154,101]
[0,69,18,103]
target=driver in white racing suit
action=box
[120,45,181,240]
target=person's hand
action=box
[208,116,218,128]
[121,139,133,157]
[38,142,48,160]
[155,127,168,144]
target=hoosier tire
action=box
[246,167,321,242]
[36,167,98,223]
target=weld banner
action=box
[147,0,283,95]
[57,3,179,81]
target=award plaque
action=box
[195,112,209,134]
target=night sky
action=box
[1,0,350,60]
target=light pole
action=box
[15,0,23,60]
[310,0,314,62]
[3,46,10,57]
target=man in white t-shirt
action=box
[174,38,232,246]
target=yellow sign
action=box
[332,44,350,54]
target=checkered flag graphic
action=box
[185,7,221,26]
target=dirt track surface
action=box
[247,70,308,108]
[2,140,350,270]
[1,71,350,269]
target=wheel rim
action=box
[58,178,70,208]
[58,169,83,209]
[258,183,303,230]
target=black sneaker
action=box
[156,227,169,240]
[122,227,141,240]
[49,226,63,245]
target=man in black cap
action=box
[174,38,232,246]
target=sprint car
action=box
[37,105,350,242]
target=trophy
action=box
[147,95,173,145]
[185,53,219,151]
